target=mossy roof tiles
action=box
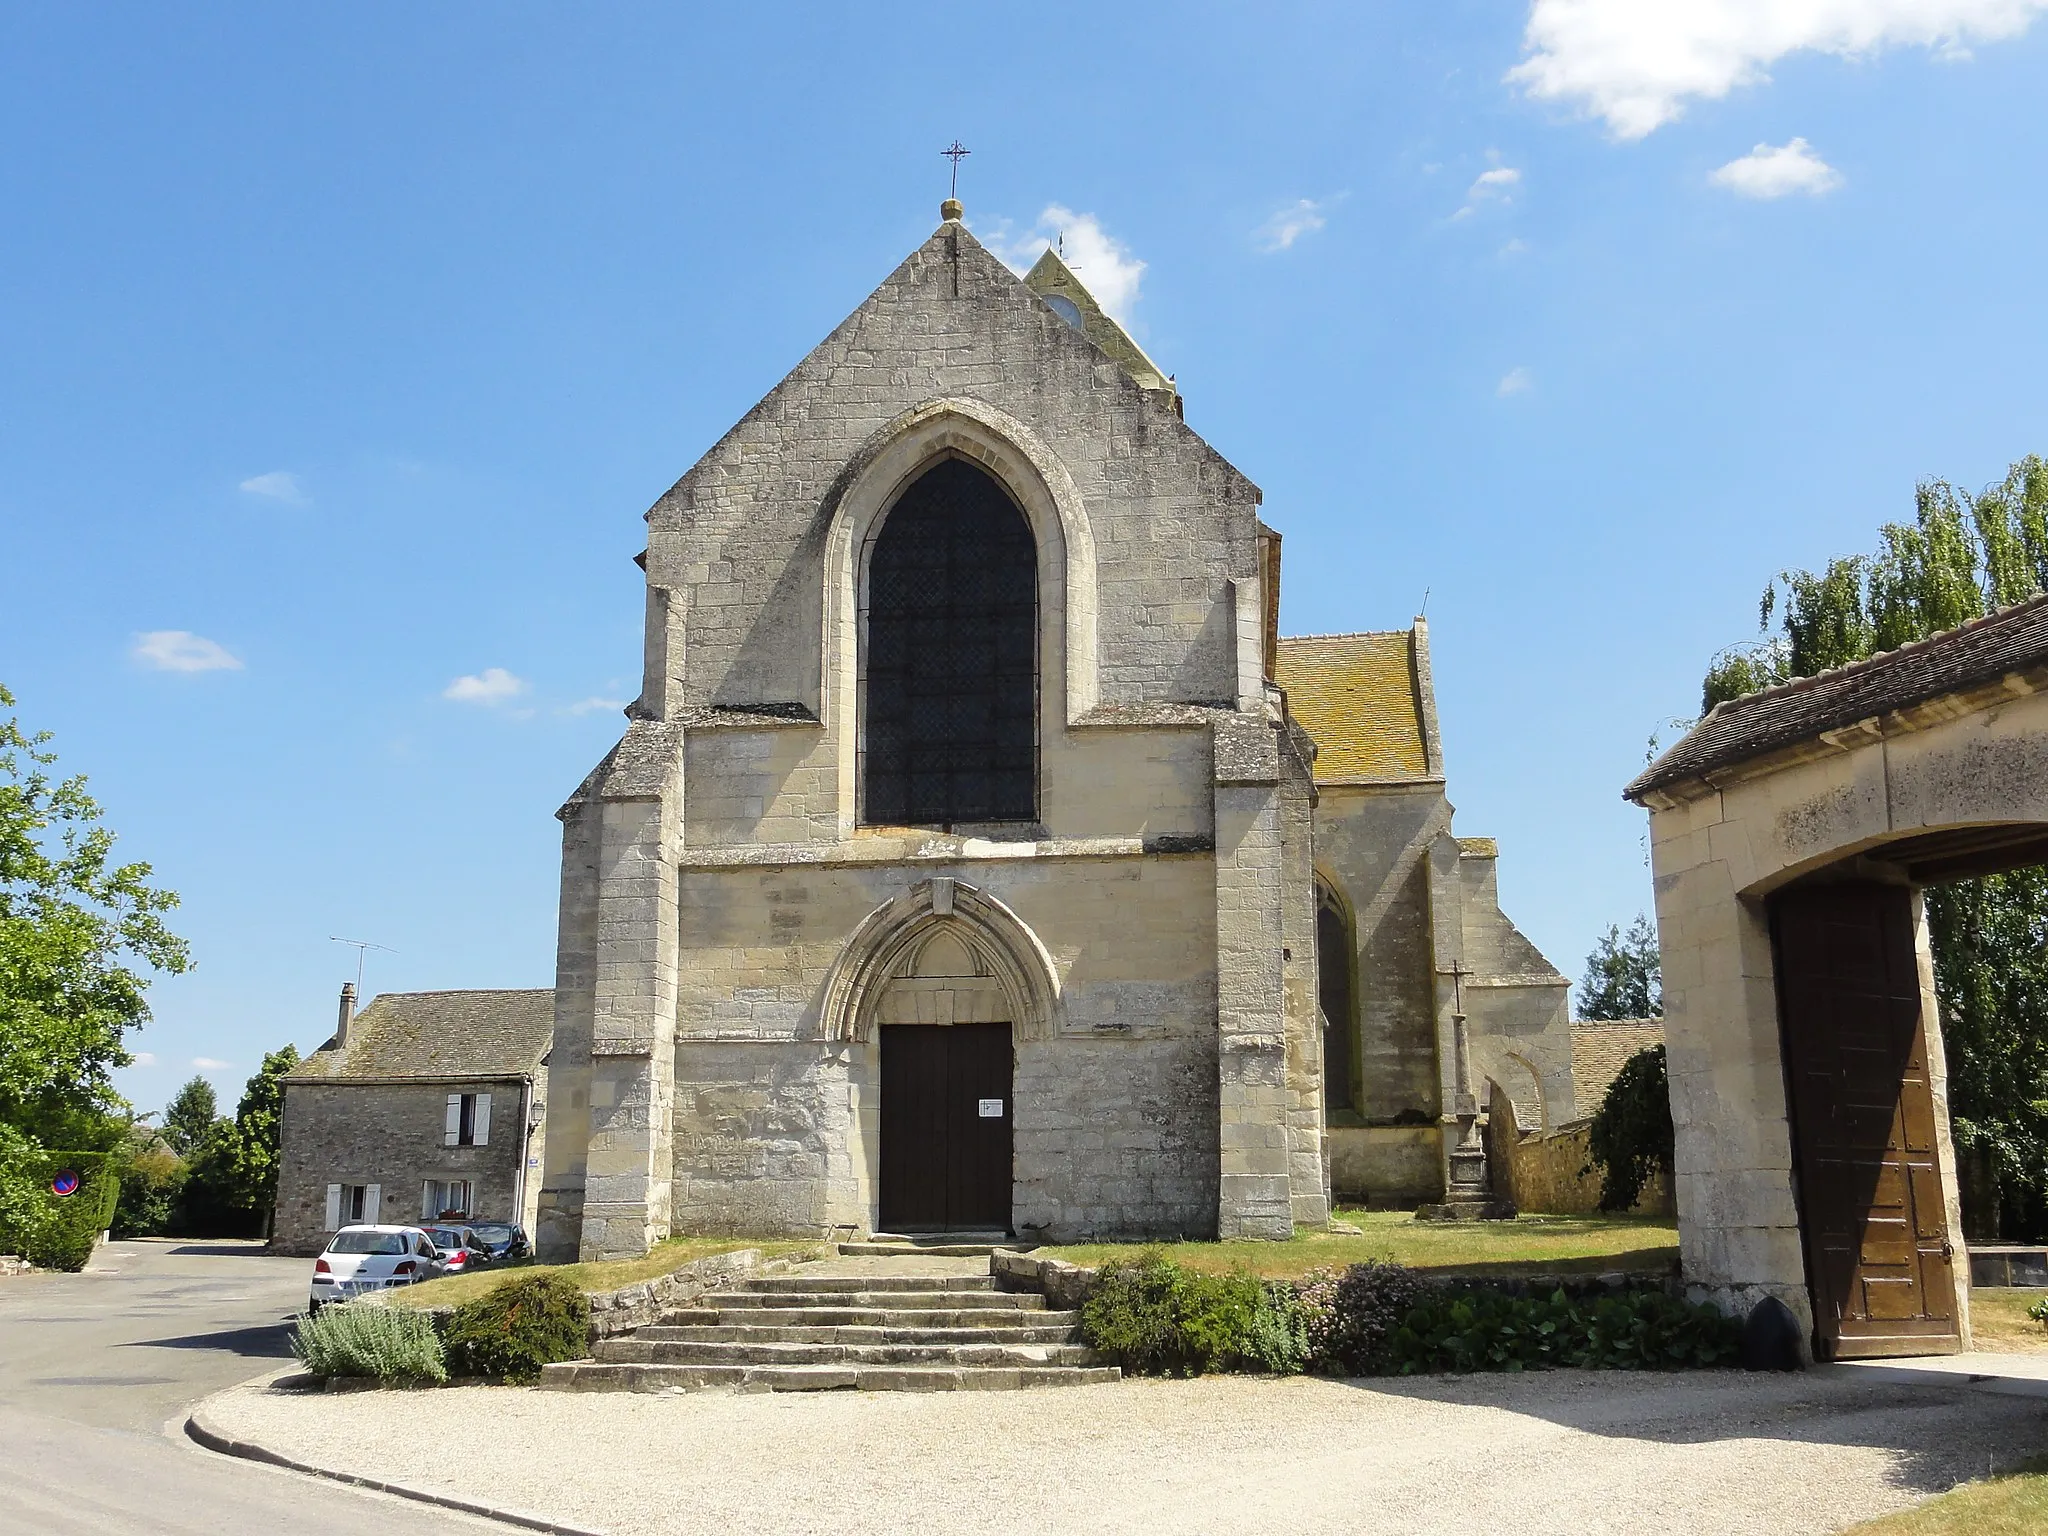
[287,989,553,1082]
[1276,630,1433,784]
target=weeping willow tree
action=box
[1704,455,2048,1240]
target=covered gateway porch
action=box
[1627,594,2048,1361]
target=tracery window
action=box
[862,457,1037,827]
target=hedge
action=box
[0,1150,120,1271]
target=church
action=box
[535,199,1573,1262]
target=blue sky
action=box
[5,4,2046,1116]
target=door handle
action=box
[1939,1240,1954,1262]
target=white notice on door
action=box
[978,1098,1003,1118]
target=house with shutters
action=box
[272,985,553,1255]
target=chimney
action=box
[335,982,357,1049]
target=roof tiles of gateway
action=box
[1625,591,2048,801]
[1275,629,1435,784]
[287,989,553,1083]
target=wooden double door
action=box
[878,1022,1013,1234]
[1771,881,1960,1360]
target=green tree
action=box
[1577,914,1662,1020]
[1701,454,2048,1239]
[0,684,190,1149]
[177,1045,299,1238]
[160,1075,218,1155]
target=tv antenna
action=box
[328,935,395,995]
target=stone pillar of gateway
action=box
[534,203,1331,1263]
[1626,593,2048,1362]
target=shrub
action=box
[293,1303,448,1386]
[2028,1296,2048,1326]
[1585,1044,1675,1212]
[1384,1285,1740,1375]
[1080,1253,1307,1376]
[445,1271,591,1383]
[1297,1260,1425,1375]
[0,1149,120,1271]
[112,1142,185,1239]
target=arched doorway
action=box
[875,927,1014,1234]
[861,456,1038,828]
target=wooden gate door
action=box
[1771,881,1960,1360]
[879,1022,1013,1233]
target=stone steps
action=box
[635,1321,1081,1346]
[659,1305,1068,1329]
[835,1242,1018,1257]
[594,1338,1103,1367]
[539,1266,1116,1395]
[539,1361,1120,1393]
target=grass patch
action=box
[1040,1210,1678,1281]
[386,1236,826,1310]
[1965,1288,2048,1353]
[1839,1457,2048,1535]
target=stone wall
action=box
[1327,1125,1442,1206]
[1484,1085,1673,1218]
[276,1079,543,1257]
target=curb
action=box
[184,1398,607,1535]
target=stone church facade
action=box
[536,204,1571,1262]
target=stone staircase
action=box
[540,1268,1120,1393]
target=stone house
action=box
[273,986,552,1256]
[534,201,1575,1261]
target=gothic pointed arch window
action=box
[862,456,1038,827]
[1317,880,1357,1115]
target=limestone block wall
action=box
[664,848,1225,1239]
[1327,1125,1441,1206]
[275,1080,539,1256]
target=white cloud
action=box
[1255,199,1330,253]
[1498,366,1535,396]
[1454,165,1522,219]
[1710,137,1844,197]
[565,696,630,717]
[191,1057,232,1070]
[983,205,1146,321]
[132,1052,157,1068]
[1510,0,2048,139]
[1500,237,1531,257]
[443,667,528,705]
[132,630,243,673]
[239,470,307,505]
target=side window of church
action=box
[863,457,1037,827]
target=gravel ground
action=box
[203,1367,2048,1536]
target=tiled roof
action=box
[287,989,553,1082]
[1626,593,2048,800]
[1275,630,1433,783]
[1570,1019,1664,1112]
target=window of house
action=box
[444,1092,491,1147]
[323,1181,380,1230]
[422,1179,474,1221]
[862,456,1038,827]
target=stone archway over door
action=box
[873,926,1015,1234]
[1772,881,1959,1360]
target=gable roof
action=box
[287,989,553,1083]
[1571,1019,1664,1113]
[1625,591,2048,801]
[1275,626,1439,784]
[1021,247,1175,398]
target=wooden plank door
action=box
[879,1022,1013,1233]
[1771,881,1960,1360]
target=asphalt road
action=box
[0,1237,497,1534]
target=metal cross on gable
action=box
[942,140,970,197]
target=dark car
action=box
[422,1225,493,1275]
[464,1221,531,1262]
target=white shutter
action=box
[473,1093,491,1146]
[445,1094,462,1146]
[423,1180,437,1219]
[324,1184,342,1231]
[364,1183,381,1223]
